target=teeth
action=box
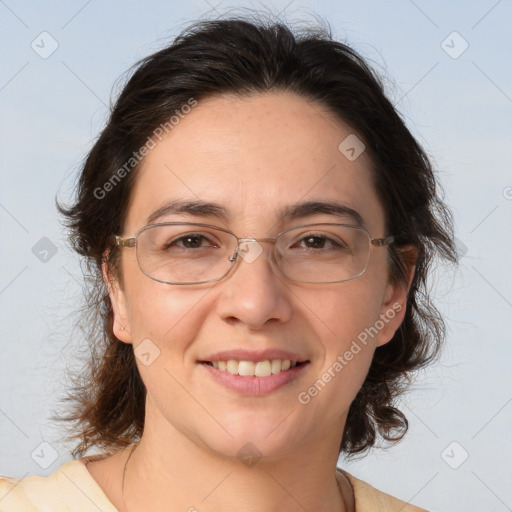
[227,360,239,375]
[271,359,282,374]
[208,359,300,377]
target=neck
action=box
[118,411,351,512]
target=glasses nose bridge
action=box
[230,236,280,266]
[236,236,277,245]
[235,236,278,255]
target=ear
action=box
[374,245,417,348]
[102,253,133,344]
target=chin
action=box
[194,413,304,462]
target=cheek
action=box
[126,283,213,399]
[307,279,385,345]
[310,282,384,372]
[123,260,210,352]
[298,286,381,420]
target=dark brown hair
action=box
[55,16,457,458]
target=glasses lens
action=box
[275,224,371,283]
[134,223,372,285]
[136,224,236,284]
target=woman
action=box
[0,16,456,511]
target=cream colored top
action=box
[0,459,428,511]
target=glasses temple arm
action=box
[371,235,395,247]
[115,235,136,248]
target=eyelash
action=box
[167,232,345,251]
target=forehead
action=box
[124,92,386,235]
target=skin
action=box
[87,92,415,512]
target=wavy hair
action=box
[55,16,457,458]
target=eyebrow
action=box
[146,199,366,229]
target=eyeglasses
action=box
[114,222,394,285]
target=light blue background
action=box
[1,1,511,511]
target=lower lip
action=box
[198,362,310,396]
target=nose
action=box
[215,239,293,330]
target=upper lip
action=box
[199,349,309,363]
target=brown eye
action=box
[171,234,209,249]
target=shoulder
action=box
[338,469,429,512]
[0,459,118,512]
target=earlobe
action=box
[101,256,133,344]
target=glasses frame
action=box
[114,221,394,285]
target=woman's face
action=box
[108,92,410,460]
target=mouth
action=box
[199,359,310,378]
[198,359,311,396]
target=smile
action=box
[199,360,310,396]
[201,359,306,377]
